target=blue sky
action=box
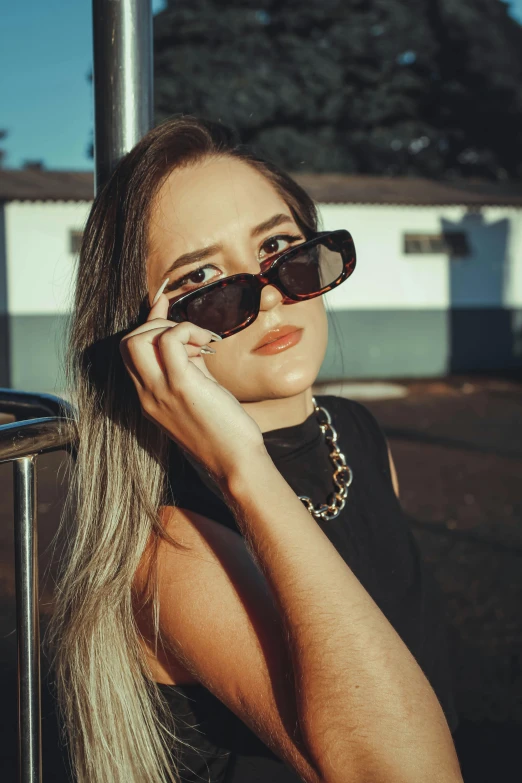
[1,0,522,170]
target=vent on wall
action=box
[70,230,83,254]
[403,232,470,256]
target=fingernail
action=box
[208,331,222,341]
[200,345,216,355]
[151,277,170,307]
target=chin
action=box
[236,365,320,403]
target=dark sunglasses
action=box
[166,229,356,339]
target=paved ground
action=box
[330,373,522,783]
[1,372,521,781]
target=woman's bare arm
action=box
[138,447,462,783]
[217,446,463,783]
[136,508,325,782]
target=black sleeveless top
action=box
[158,395,459,782]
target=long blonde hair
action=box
[45,115,319,782]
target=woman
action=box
[48,115,463,783]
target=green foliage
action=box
[153,0,522,179]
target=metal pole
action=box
[13,456,41,783]
[92,0,154,194]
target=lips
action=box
[253,325,301,351]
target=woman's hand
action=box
[119,290,264,481]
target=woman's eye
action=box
[259,233,303,260]
[166,234,303,295]
[167,264,220,293]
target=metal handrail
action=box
[0,417,78,464]
[1,390,79,783]
[3,0,154,773]
[0,388,77,423]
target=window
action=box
[70,230,83,254]
[403,232,469,257]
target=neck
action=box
[241,387,315,434]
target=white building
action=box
[1,169,521,393]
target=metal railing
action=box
[2,1,153,776]
[0,389,78,783]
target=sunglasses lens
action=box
[185,279,256,334]
[279,244,344,295]
[171,235,352,336]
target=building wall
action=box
[2,200,90,391]
[0,200,521,393]
[0,205,9,386]
[318,204,522,380]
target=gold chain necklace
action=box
[298,397,353,522]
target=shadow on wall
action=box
[443,211,520,373]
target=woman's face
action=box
[147,156,328,405]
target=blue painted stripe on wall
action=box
[2,309,521,393]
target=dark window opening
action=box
[404,232,470,257]
[70,230,83,254]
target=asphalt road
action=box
[1,373,521,781]
[360,375,522,783]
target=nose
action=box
[259,281,285,312]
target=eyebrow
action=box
[162,213,296,278]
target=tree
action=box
[153,0,522,179]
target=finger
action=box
[146,286,170,323]
[120,323,172,391]
[124,322,216,391]
[124,320,217,348]
[119,335,147,393]
[133,325,206,357]
[120,323,213,379]
[155,324,218,389]
[149,277,170,309]
[124,317,194,339]
[126,317,177,338]
[121,331,207,399]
